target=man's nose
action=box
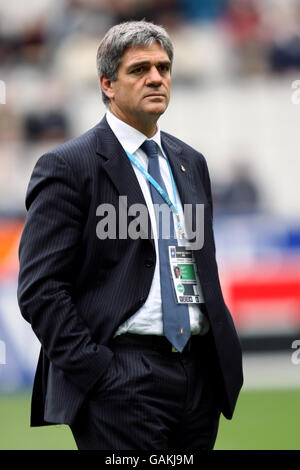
[146,66,163,85]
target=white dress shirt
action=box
[106,110,209,337]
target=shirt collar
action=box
[106,109,164,157]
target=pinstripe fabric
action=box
[17,116,243,428]
[70,334,222,450]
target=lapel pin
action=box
[180,165,186,172]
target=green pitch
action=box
[0,389,299,450]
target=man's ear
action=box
[100,75,115,101]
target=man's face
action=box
[104,42,171,130]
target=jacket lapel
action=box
[95,117,146,205]
[161,133,207,237]
[161,132,199,207]
[95,116,153,241]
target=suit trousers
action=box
[70,332,222,450]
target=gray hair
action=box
[96,20,174,105]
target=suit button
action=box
[144,259,154,268]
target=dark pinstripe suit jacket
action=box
[17,116,243,426]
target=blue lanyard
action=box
[125,146,184,237]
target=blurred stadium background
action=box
[1,0,300,450]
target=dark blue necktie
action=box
[141,140,191,352]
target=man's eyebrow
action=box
[127,60,171,70]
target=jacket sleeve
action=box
[17,151,113,394]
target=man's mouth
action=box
[144,93,165,98]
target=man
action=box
[174,266,181,279]
[18,20,243,450]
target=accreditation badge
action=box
[168,246,204,304]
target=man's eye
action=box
[159,65,170,73]
[132,67,144,74]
